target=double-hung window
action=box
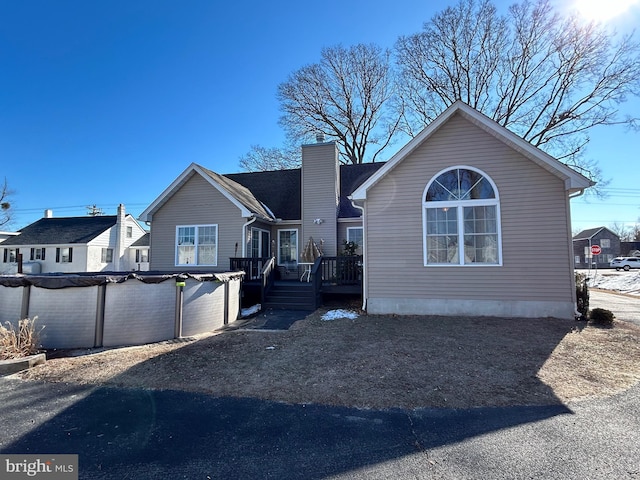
[176,225,218,266]
[101,248,114,263]
[30,248,46,261]
[56,247,73,263]
[346,227,363,254]
[423,167,501,266]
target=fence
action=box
[0,272,243,349]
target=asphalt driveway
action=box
[1,376,639,479]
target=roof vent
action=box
[316,132,325,143]
[44,209,53,218]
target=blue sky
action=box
[1,0,639,233]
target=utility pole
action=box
[86,204,103,216]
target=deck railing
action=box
[320,255,363,285]
[231,255,363,290]
[230,257,271,280]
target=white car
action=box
[610,257,640,271]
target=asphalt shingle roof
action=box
[338,163,386,217]
[225,163,385,221]
[199,166,274,220]
[131,233,150,247]
[3,216,118,246]
[225,169,301,220]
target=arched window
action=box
[422,167,501,266]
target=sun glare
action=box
[574,0,639,21]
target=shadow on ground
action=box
[2,308,588,478]
[0,379,571,479]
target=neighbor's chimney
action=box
[316,132,325,143]
[44,209,53,218]
[114,204,126,271]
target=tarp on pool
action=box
[0,271,245,289]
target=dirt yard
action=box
[16,307,640,410]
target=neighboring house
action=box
[0,231,19,243]
[0,205,149,274]
[141,101,592,319]
[573,227,621,268]
[620,241,640,257]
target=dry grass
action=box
[0,317,43,360]
[16,309,640,410]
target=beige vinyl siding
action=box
[301,143,339,256]
[338,220,363,254]
[150,173,247,271]
[365,113,573,303]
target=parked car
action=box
[610,257,640,271]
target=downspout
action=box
[350,198,367,311]
[569,187,588,319]
[241,216,257,257]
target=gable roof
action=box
[351,101,594,202]
[573,227,619,241]
[140,163,275,222]
[141,162,384,223]
[2,216,118,246]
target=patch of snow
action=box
[321,309,359,321]
[241,304,261,317]
[582,270,640,296]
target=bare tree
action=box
[631,221,640,242]
[277,43,401,164]
[395,0,640,181]
[609,222,631,241]
[0,178,12,227]
[239,144,301,172]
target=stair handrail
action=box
[260,257,276,307]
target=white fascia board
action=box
[351,101,594,201]
[350,107,457,201]
[139,163,200,222]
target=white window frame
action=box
[277,229,298,267]
[101,248,114,263]
[57,247,73,263]
[600,239,610,248]
[250,227,271,258]
[136,249,149,263]
[346,227,364,254]
[422,166,502,267]
[126,226,133,239]
[5,248,18,263]
[175,224,218,267]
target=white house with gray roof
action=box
[1,204,149,274]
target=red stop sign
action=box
[591,245,602,255]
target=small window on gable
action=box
[423,167,501,266]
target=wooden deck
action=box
[231,256,362,308]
